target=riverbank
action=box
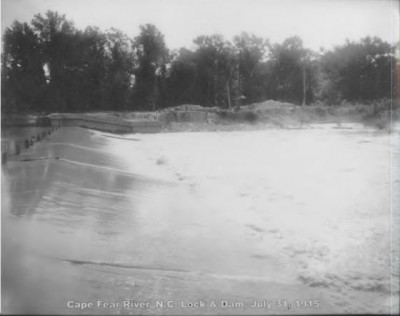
[75,99,400,133]
[2,100,399,136]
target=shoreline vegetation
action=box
[3,99,399,134]
[2,11,399,120]
[159,99,400,132]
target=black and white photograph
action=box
[1,0,399,314]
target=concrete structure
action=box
[49,114,161,134]
[1,113,162,163]
[1,126,56,163]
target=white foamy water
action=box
[107,123,399,314]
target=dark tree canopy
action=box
[321,37,395,103]
[1,11,397,114]
[133,24,169,110]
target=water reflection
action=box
[2,127,159,314]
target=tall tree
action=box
[133,24,169,110]
[2,11,397,113]
[166,48,199,106]
[321,36,395,102]
[267,36,312,104]
[233,32,268,104]
[191,34,235,107]
[103,28,134,111]
[1,21,46,113]
[78,26,108,111]
[31,10,76,112]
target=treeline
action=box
[1,11,397,114]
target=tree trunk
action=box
[302,63,306,106]
[213,59,218,106]
[227,84,231,109]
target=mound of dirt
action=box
[168,104,205,111]
[245,99,295,111]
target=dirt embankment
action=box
[153,99,400,132]
[4,99,398,134]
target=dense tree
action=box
[132,24,169,110]
[320,37,395,103]
[78,27,108,111]
[103,28,134,111]
[165,48,197,106]
[191,34,236,107]
[31,10,76,112]
[266,36,314,105]
[233,33,269,104]
[1,11,396,114]
[1,21,46,113]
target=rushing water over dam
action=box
[1,124,399,314]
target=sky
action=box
[1,0,399,51]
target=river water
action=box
[1,124,399,314]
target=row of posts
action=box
[1,123,62,164]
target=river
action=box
[2,124,399,314]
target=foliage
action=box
[233,32,269,104]
[320,37,396,103]
[1,11,397,114]
[1,21,46,113]
[133,24,169,110]
[266,36,315,105]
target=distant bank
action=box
[2,99,398,162]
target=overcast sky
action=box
[1,0,399,51]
